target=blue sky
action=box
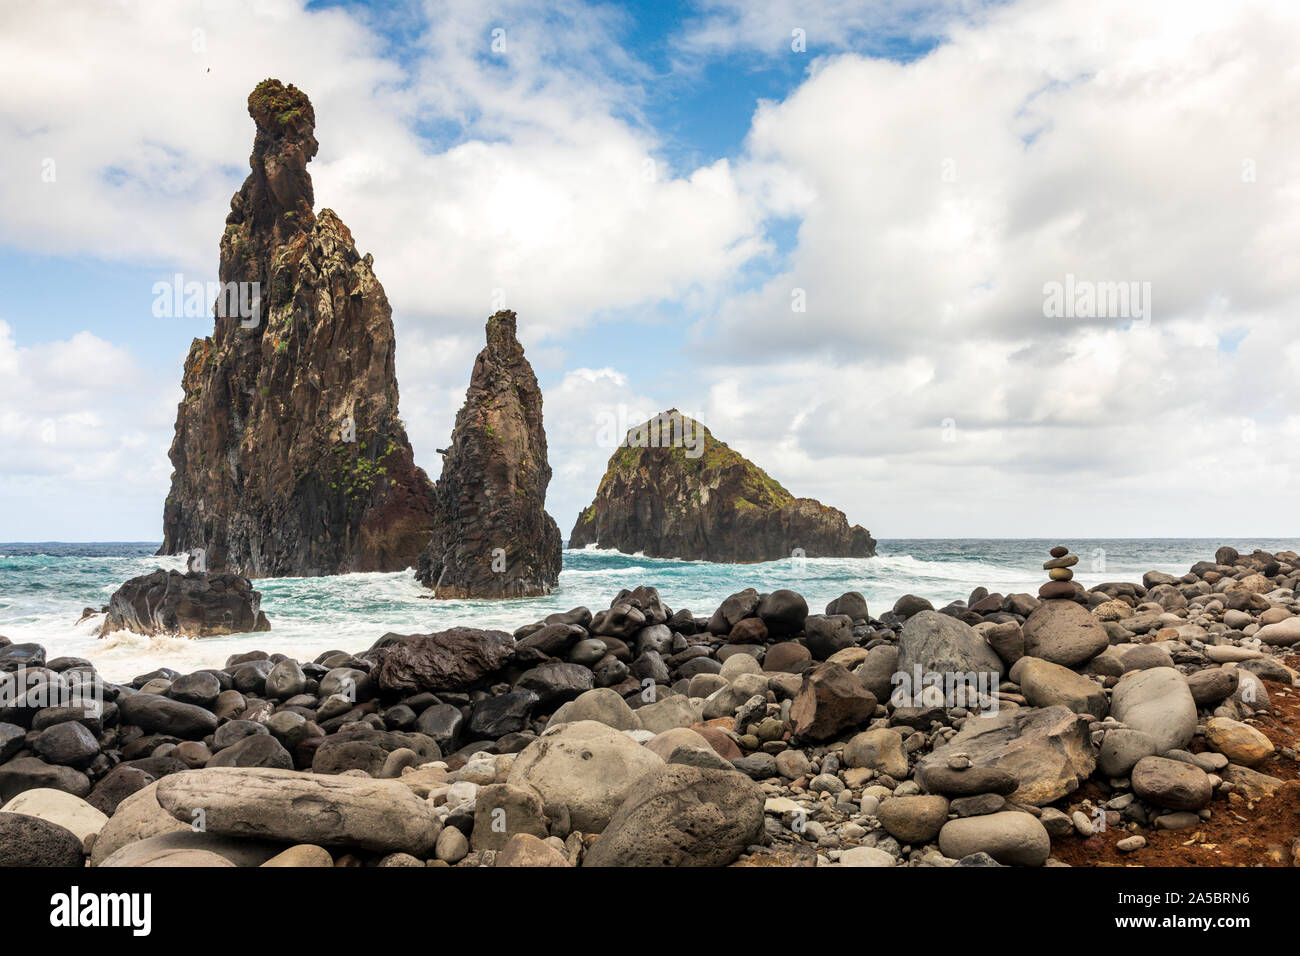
[1,0,1297,542]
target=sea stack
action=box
[159,80,436,577]
[569,410,876,563]
[415,311,562,598]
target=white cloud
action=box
[2,0,1299,541]
[0,321,176,539]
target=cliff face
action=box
[159,80,435,577]
[416,311,562,598]
[569,411,876,563]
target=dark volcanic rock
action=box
[99,569,270,638]
[0,812,85,866]
[118,693,220,739]
[31,721,100,767]
[467,691,539,738]
[372,628,516,693]
[416,310,562,598]
[0,757,91,802]
[569,411,875,563]
[158,79,436,577]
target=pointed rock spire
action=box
[416,310,562,597]
[159,79,436,576]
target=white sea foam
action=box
[3,539,1292,683]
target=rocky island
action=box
[158,80,435,577]
[416,311,562,598]
[1,545,1296,868]
[569,410,876,562]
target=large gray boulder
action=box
[89,781,189,866]
[1021,601,1108,667]
[582,765,764,866]
[896,611,1002,706]
[155,768,440,855]
[507,720,663,832]
[1012,658,1108,718]
[1109,667,1197,754]
[916,705,1096,806]
[938,811,1050,866]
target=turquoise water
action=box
[2,539,1297,683]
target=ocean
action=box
[2,539,1297,684]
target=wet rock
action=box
[119,693,219,739]
[371,628,515,694]
[100,570,270,638]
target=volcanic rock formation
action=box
[99,569,270,638]
[415,311,562,598]
[569,410,876,563]
[159,80,435,576]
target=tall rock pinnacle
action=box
[416,310,562,598]
[159,80,436,576]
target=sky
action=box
[0,0,1298,542]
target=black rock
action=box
[230,660,273,696]
[86,764,156,815]
[803,614,855,660]
[207,733,293,769]
[118,693,219,739]
[0,723,25,762]
[381,704,418,731]
[826,591,870,622]
[514,664,593,708]
[30,721,100,768]
[414,704,464,752]
[731,753,778,780]
[758,589,809,637]
[466,691,538,738]
[212,720,270,751]
[515,623,585,664]
[0,811,84,865]
[0,756,91,802]
[0,643,45,673]
[166,671,222,708]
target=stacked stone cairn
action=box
[1039,545,1083,601]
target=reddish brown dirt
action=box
[1053,664,1300,867]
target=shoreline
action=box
[7,538,1300,684]
[1,543,1297,867]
